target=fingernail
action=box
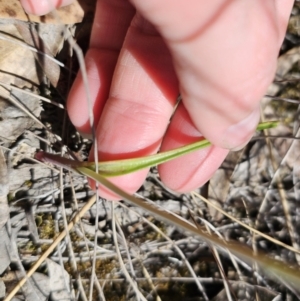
[230,140,249,152]
[221,107,260,150]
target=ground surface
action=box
[0,1,300,301]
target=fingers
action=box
[23,0,295,200]
[89,14,179,200]
[130,0,294,149]
[158,103,228,192]
[20,0,73,15]
[67,0,135,135]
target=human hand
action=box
[21,0,294,200]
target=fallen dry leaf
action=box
[46,259,71,301]
[0,22,41,87]
[3,271,50,301]
[0,0,88,24]
[15,21,61,86]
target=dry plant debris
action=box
[0,1,300,301]
[0,0,86,24]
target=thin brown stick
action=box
[4,195,97,301]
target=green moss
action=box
[38,213,56,240]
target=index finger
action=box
[67,0,136,135]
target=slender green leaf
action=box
[77,121,279,176]
[256,120,279,131]
[79,139,211,176]
[36,121,279,177]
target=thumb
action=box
[130,0,293,149]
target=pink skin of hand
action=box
[22,0,294,200]
[20,0,73,16]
